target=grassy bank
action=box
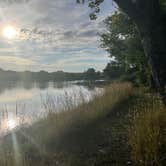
[0,83,133,166]
[0,83,165,166]
[128,92,166,166]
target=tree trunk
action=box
[114,0,166,105]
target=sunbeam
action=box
[11,132,23,166]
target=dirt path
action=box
[52,99,133,166]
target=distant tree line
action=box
[0,68,104,82]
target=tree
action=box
[84,68,98,80]
[101,12,150,85]
[77,0,166,105]
[103,61,125,80]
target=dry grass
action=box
[1,83,165,166]
[0,82,133,166]
[128,94,166,166]
[27,83,133,152]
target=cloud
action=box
[0,56,35,65]
[0,0,115,72]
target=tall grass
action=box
[0,83,133,166]
[41,86,103,114]
[29,82,133,151]
[1,83,165,166]
[128,94,166,166]
[0,103,28,136]
[0,86,102,136]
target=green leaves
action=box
[76,0,104,20]
[101,12,150,85]
[88,0,104,20]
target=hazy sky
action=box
[0,0,115,72]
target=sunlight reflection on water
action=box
[0,81,104,136]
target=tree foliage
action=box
[83,68,101,80]
[77,0,166,104]
[101,12,150,85]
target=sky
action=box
[0,0,115,72]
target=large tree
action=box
[101,12,150,85]
[78,0,166,105]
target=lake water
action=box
[0,81,103,135]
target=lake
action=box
[0,81,103,135]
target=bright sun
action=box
[2,26,17,39]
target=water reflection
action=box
[0,81,103,135]
[6,118,18,130]
[0,81,77,94]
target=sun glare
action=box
[7,119,17,130]
[2,26,17,39]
